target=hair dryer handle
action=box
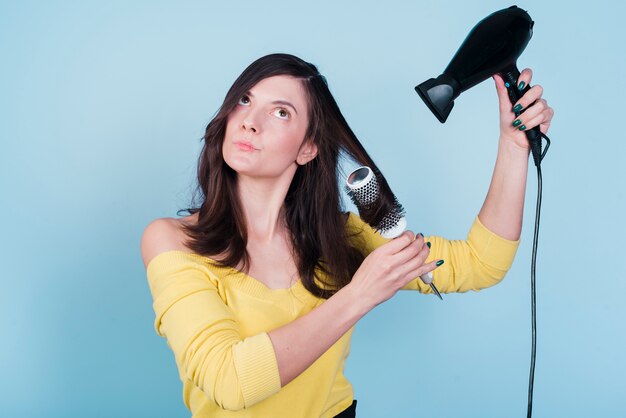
[500,68,543,167]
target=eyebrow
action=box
[245,91,298,115]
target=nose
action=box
[242,119,257,133]
[241,109,261,133]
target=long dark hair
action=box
[178,53,398,298]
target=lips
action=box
[234,140,258,152]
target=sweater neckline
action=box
[148,250,320,301]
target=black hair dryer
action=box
[416,5,543,166]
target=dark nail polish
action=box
[512,119,522,127]
[518,125,526,131]
[436,260,444,266]
[518,81,526,90]
[418,232,423,237]
[426,241,431,248]
[513,104,523,113]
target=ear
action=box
[296,140,318,165]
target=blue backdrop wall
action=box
[2,0,625,417]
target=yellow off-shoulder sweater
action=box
[145,212,519,417]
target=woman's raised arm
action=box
[478,69,554,240]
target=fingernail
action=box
[436,260,444,266]
[426,241,431,248]
[513,104,523,113]
[512,119,522,127]
[517,81,526,90]
[418,232,423,237]
[518,125,526,131]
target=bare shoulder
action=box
[141,214,196,269]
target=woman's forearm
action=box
[268,223,439,387]
[478,137,530,241]
[267,283,369,387]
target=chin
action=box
[224,157,253,175]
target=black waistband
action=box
[334,400,357,418]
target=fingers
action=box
[378,230,445,283]
[494,68,538,108]
[516,67,533,91]
[402,258,442,286]
[509,98,553,132]
[494,68,534,112]
[493,74,511,114]
[393,232,427,266]
[415,259,441,278]
[395,237,441,281]
[493,68,554,145]
[378,230,416,255]
[511,84,544,116]
[539,106,554,134]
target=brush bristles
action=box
[377,197,406,233]
[345,171,406,236]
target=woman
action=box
[141,53,553,417]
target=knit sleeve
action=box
[345,212,520,293]
[145,251,281,410]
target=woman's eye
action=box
[273,108,290,120]
[238,95,250,105]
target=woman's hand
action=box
[268,231,440,387]
[493,69,555,151]
[347,231,441,310]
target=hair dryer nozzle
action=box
[415,74,460,123]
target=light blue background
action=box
[2,0,625,417]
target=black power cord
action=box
[527,132,551,418]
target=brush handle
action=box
[382,226,435,285]
[346,166,437,289]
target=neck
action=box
[236,170,295,242]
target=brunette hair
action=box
[178,53,398,298]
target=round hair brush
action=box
[345,166,442,300]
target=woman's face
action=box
[222,75,317,180]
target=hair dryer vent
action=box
[415,74,460,123]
